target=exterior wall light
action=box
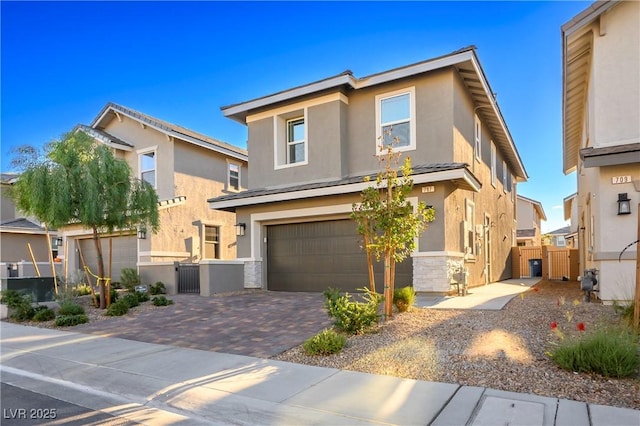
[617,193,631,215]
[235,223,246,237]
[55,237,63,246]
[137,228,147,239]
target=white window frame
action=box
[375,86,416,154]
[464,199,476,257]
[490,141,497,188]
[137,146,157,189]
[227,160,241,192]
[474,115,481,161]
[511,177,515,202]
[273,108,308,169]
[502,160,507,193]
[203,224,221,260]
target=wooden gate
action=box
[547,248,570,280]
[177,263,200,294]
[512,246,542,278]
[512,246,579,280]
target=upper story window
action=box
[227,161,240,191]
[274,109,308,169]
[138,148,156,188]
[490,141,497,187]
[287,118,305,164]
[502,160,508,193]
[376,87,416,153]
[474,115,481,161]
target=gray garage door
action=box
[267,219,412,292]
[78,235,137,282]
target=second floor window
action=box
[474,115,481,160]
[490,142,497,187]
[140,151,156,188]
[287,117,305,164]
[376,87,416,152]
[228,163,240,191]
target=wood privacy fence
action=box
[512,246,579,281]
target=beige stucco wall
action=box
[1,185,17,221]
[1,232,51,264]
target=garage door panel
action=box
[267,220,411,292]
[78,236,136,283]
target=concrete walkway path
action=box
[2,322,638,425]
[416,278,541,310]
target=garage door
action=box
[78,235,137,282]
[267,219,412,292]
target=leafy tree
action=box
[351,142,435,319]
[10,130,159,308]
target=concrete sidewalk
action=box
[1,322,638,425]
[416,278,542,310]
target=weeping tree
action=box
[10,130,159,308]
[352,144,435,319]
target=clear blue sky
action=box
[1,1,590,233]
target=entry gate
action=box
[177,263,200,294]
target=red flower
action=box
[550,321,558,330]
[533,287,539,292]
[577,322,585,332]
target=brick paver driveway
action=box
[72,292,332,358]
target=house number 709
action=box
[611,175,631,184]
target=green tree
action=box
[10,130,159,308]
[351,143,435,319]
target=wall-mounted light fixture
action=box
[235,223,246,237]
[56,237,63,246]
[617,193,631,215]
[137,228,147,239]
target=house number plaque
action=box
[611,175,631,184]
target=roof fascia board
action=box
[562,1,619,38]
[0,227,48,235]
[209,168,479,210]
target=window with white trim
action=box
[474,115,481,160]
[204,225,220,259]
[274,109,307,168]
[502,160,507,193]
[511,176,515,202]
[490,141,497,187]
[139,150,156,188]
[464,199,476,256]
[376,87,416,152]
[228,162,240,191]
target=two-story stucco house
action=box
[516,195,547,247]
[209,47,528,294]
[62,103,248,294]
[562,0,639,302]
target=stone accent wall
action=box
[244,261,263,289]
[413,253,465,294]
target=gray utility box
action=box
[1,277,56,302]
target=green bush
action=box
[149,281,166,295]
[303,328,347,355]
[1,290,35,322]
[549,326,639,378]
[111,281,122,289]
[613,301,635,327]
[152,296,174,306]
[393,286,415,313]
[58,302,85,316]
[74,284,93,296]
[323,287,383,335]
[135,291,150,303]
[120,268,141,292]
[33,307,56,322]
[55,314,88,327]
[94,288,119,306]
[121,293,139,308]
[106,300,129,316]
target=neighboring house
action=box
[62,103,248,293]
[562,0,639,302]
[516,195,547,247]
[563,192,579,248]
[209,46,528,294]
[547,226,571,247]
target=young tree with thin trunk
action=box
[10,131,159,309]
[352,143,435,319]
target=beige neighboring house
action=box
[209,46,528,295]
[62,103,247,294]
[563,192,579,248]
[1,173,61,278]
[516,195,547,247]
[562,0,639,302]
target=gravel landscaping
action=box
[273,280,640,410]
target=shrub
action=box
[549,326,639,378]
[1,290,35,322]
[58,302,85,316]
[94,288,119,306]
[135,291,150,303]
[613,301,635,327]
[120,268,141,292]
[121,293,139,308]
[393,286,415,313]
[33,307,56,322]
[303,328,347,355]
[323,287,383,335]
[149,281,166,295]
[111,281,122,289]
[152,296,174,306]
[106,300,129,316]
[74,284,93,296]
[55,314,88,327]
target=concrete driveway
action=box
[72,291,332,358]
